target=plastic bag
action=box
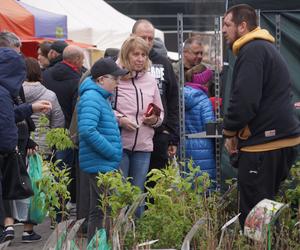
[28,154,47,224]
[87,229,111,250]
[12,198,30,221]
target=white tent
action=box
[20,0,164,50]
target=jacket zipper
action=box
[140,89,144,110]
[131,78,139,151]
[113,87,118,110]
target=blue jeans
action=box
[119,150,151,217]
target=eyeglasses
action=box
[102,75,119,82]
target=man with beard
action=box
[222,4,300,228]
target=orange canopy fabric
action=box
[0,0,35,39]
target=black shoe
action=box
[0,226,14,243]
[22,231,42,243]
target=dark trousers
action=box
[76,159,90,233]
[149,132,170,171]
[55,148,76,202]
[54,148,75,222]
[237,146,298,228]
[87,174,110,242]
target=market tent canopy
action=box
[0,0,67,40]
[20,0,165,50]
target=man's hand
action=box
[225,137,238,155]
[32,100,52,113]
[168,145,177,157]
[143,114,158,126]
[27,146,38,156]
[119,117,139,131]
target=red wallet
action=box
[145,103,161,117]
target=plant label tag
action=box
[221,213,241,230]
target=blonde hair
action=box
[119,36,150,72]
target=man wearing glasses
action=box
[173,36,204,82]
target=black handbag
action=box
[1,151,34,200]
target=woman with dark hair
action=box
[23,57,65,157]
[37,41,52,69]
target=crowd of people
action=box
[0,3,299,247]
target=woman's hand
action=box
[143,114,159,126]
[32,100,52,113]
[119,116,139,131]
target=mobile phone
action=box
[145,103,161,117]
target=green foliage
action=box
[46,128,74,151]
[132,160,218,249]
[32,116,73,221]
[284,161,300,205]
[96,159,300,249]
[96,171,141,219]
[36,158,71,220]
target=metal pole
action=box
[257,9,261,27]
[214,16,222,187]
[275,14,281,52]
[177,13,186,163]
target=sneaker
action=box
[0,226,14,243]
[22,231,42,243]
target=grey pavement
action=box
[7,217,88,250]
[8,217,52,250]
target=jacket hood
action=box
[232,27,275,55]
[152,38,168,58]
[0,48,26,97]
[22,81,48,103]
[184,86,205,110]
[149,48,161,62]
[79,76,111,98]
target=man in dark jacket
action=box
[43,45,84,129]
[132,19,179,170]
[47,40,68,68]
[222,4,300,227]
[0,48,52,242]
[42,45,84,222]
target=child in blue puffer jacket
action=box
[77,58,128,241]
[184,67,216,181]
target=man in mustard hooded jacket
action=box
[222,4,300,227]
